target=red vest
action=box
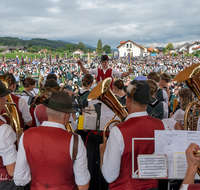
[10,94,25,131]
[0,120,13,182]
[188,184,200,190]
[23,126,78,190]
[97,68,113,90]
[35,104,48,125]
[109,116,164,190]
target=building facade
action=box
[117,40,145,57]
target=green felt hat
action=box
[43,91,76,113]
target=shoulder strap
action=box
[72,133,78,164]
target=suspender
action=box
[72,134,78,164]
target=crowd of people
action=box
[0,54,200,190]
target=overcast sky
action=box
[0,0,199,48]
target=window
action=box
[124,52,126,56]
[127,44,129,48]
[130,44,132,48]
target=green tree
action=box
[162,47,166,54]
[96,39,103,54]
[103,45,112,53]
[77,42,87,53]
[0,48,4,53]
[165,43,174,51]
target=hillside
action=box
[0,37,96,51]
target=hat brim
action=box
[134,97,156,104]
[43,99,76,113]
[0,89,13,97]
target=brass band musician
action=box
[0,80,17,190]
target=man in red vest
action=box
[77,55,133,90]
[14,91,90,190]
[4,73,32,131]
[0,80,18,190]
[179,143,200,190]
[100,79,167,190]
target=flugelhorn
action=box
[173,63,200,131]
[87,77,128,140]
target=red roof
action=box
[186,41,200,48]
[192,46,200,50]
[147,47,158,52]
[117,40,145,49]
[73,49,84,53]
[120,41,126,45]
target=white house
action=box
[72,49,84,58]
[173,43,189,53]
[117,40,145,57]
[186,41,200,54]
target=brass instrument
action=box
[0,75,22,146]
[173,63,200,176]
[87,77,128,140]
[173,63,200,131]
[66,122,74,133]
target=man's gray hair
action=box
[46,107,65,120]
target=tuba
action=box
[87,77,128,140]
[0,75,22,146]
[173,63,200,131]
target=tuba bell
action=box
[87,77,128,140]
[173,63,200,131]
[0,75,22,146]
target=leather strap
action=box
[72,134,78,164]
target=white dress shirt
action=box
[14,121,90,186]
[89,67,122,78]
[102,111,169,183]
[0,115,17,166]
[17,96,32,123]
[180,184,189,190]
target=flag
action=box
[21,54,24,66]
[16,54,18,65]
[128,52,130,65]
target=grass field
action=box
[0,52,106,59]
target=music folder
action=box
[137,154,168,179]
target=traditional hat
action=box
[126,79,155,104]
[0,80,12,97]
[44,79,59,88]
[43,91,76,113]
[101,55,109,62]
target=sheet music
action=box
[173,152,200,179]
[138,154,167,179]
[155,130,200,179]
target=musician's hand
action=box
[174,121,184,130]
[99,137,107,171]
[186,143,200,169]
[99,137,107,156]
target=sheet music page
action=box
[138,154,167,179]
[83,109,97,130]
[187,131,200,146]
[173,152,200,179]
[155,130,187,178]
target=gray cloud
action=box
[0,0,199,48]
